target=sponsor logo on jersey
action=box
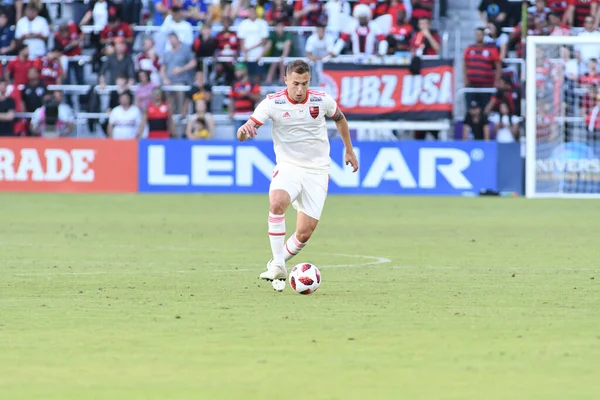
[282,111,291,118]
[309,97,322,102]
[309,106,319,119]
[274,98,286,104]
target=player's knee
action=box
[295,230,313,243]
[269,201,287,215]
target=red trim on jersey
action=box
[250,116,263,126]
[267,91,286,99]
[308,89,326,96]
[268,232,286,236]
[285,89,309,104]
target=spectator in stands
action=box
[463,101,490,141]
[0,77,15,137]
[208,61,234,87]
[154,0,173,26]
[161,32,197,114]
[136,37,162,84]
[100,6,134,51]
[586,93,600,134]
[6,44,32,86]
[79,0,111,32]
[266,0,293,26]
[478,0,509,28]
[79,0,112,73]
[108,90,141,139]
[28,0,51,25]
[305,24,335,84]
[464,27,501,109]
[139,87,174,139]
[30,91,75,137]
[99,72,131,135]
[0,12,16,55]
[193,23,217,85]
[411,0,434,30]
[580,58,600,88]
[489,101,520,143]
[387,8,413,57]
[135,70,158,111]
[183,0,207,25]
[411,17,440,56]
[216,17,239,58]
[485,75,521,116]
[15,3,49,59]
[564,0,598,28]
[324,0,350,39]
[547,11,571,35]
[34,48,64,86]
[237,6,269,80]
[186,98,214,139]
[581,84,598,117]
[336,4,388,57]
[54,22,84,93]
[99,38,136,86]
[21,67,46,113]
[575,15,600,65]
[229,63,261,134]
[184,68,212,117]
[548,0,569,20]
[529,0,552,20]
[159,4,194,55]
[293,0,325,27]
[484,22,508,60]
[0,1,22,27]
[264,21,292,85]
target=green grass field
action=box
[0,193,599,399]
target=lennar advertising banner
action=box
[321,60,453,120]
[0,139,138,192]
[138,141,497,196]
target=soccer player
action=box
[236,60,359,286]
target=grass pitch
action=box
[0,193,599,399]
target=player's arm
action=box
[331,107,359,172]
[237,119,261,141]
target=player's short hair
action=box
[286,60,311,76]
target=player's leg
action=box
[284,211,318,262]
[285,172,328,262]
[261,167,301,281]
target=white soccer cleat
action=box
[259,259,288,281]
[271,279,286,292]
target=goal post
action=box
[525,35,600,198]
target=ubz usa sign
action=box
[138,141,497,195]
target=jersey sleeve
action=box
[324,94,339,118]
[250,98,271,126]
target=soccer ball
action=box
[289,263,321,295]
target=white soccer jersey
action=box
[250,89,339,173]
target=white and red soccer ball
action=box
[289,263,321,295]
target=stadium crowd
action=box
[0,0,596,141]
[0,0,444,139]
[463,0,600,143]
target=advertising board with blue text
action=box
[138,141,497,195]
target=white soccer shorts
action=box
[269,164,329,220]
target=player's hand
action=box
[344,149,359,173]
[237,123,258,141]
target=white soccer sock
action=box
[268,213,286,265]
[284,232,307,262]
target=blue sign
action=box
[138,140,498,195]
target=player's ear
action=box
[283,74,287,85]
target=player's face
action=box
[284,72,310,102]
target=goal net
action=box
[526,35,600,198]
